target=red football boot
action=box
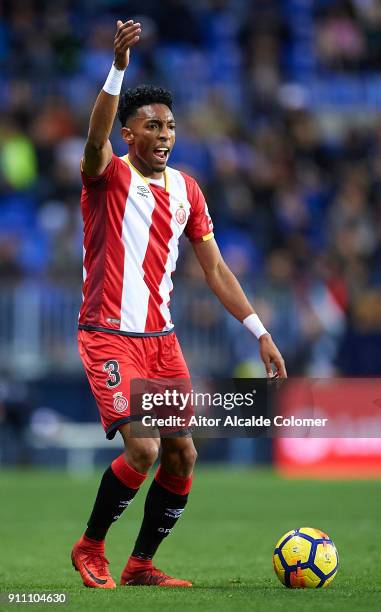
[71,537,116,589]
[120,557,192,587]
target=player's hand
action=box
[259,334,287,379]
[114,19,141,70]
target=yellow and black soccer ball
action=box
[273,527,338,588]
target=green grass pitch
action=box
[1,466,380,611]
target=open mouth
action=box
[153,147,169,163]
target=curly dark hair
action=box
[118,85,173,126]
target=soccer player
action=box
[71,19,287,588]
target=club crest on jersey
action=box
[113,392,129,413]
[175,205,186,225]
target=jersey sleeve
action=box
[80,153,120,188]
[183,176,214,243]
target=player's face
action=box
[123,104,176,175]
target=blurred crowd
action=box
[0,0,381,377]
[316,0,381,71]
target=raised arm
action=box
[82,19,141,177]
[192,238,287,378]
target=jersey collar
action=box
[122,155,169,192]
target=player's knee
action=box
[179,445,198,472]
[125,440,159,472]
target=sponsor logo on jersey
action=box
[175,205,186,225]
[113,391,129,413]
[137,185,150,198]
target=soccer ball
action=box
[273,527,338,588]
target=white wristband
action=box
[243,313,269,339]
[103,63,125,96]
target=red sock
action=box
[155,465,193,495]
[111,454,147,488]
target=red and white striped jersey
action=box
[79,154,214,335]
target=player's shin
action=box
[129,466,192,562]
[85,453,147,541]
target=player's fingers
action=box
[116,19,133,32]
[262,353,273,378]
[116,27,141,47]
[118,29,141,44]
[274,357,287,379]
[116,34,141,52]
[128,35,141,48]
[115,20,134,38]
[115,29,141,51]
[118,26,141,41]
[116,22,141,39]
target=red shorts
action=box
[78,329,190,439]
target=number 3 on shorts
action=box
[103,359,121,388]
